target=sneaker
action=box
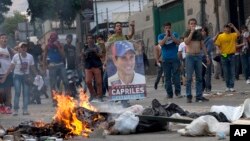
[23,111,30,115]
[13,110,18,116]
[225,88,230,92]
[176,94,183,98]
[0,106,5,114]
[3,106,12,114]
[196,97,209,102]
[214,76,220,79]
[229,88,236,92]
[187,98,192,103]
[166,95,173,99]
[246,79,250,84]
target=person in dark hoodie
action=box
[201,27,215,93]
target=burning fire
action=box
[52,89,101,137]
[32,120,47,128]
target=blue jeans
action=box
[185,55,203,99]
[221,55,235,88]
[241,54,250,80]
[48,63,69,92]
[13,74,29,111]
[162,58,181,97]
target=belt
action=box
[186,52,201,56]
[48,62,63,67]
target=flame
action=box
[32,120,46,128]
[52,88,100,137]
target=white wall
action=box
[90,0,148,28]
[184,0,229,35]
[129,2,155,59]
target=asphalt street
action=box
[0,75,250,141]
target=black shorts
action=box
[0,73,13,88]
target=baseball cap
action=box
[18,42,28,48]
[113,41,135,57]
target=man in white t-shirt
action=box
[178,37,186,86]
[178,39,186,60]
[0,33,15,114]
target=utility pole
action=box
[106,8,109,34]
[128,0,131,16]
[236,0,241,27]
[25,19,29,42]
[95,0,99,34]
[214,0,220,33]
[200,0,206,26]
[139,0,141,12]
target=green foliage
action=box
[1,12,27,37]
[0,0,12,23]
[27,0,83,27]
[27,0,57,22]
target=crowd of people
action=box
[0,21,137,115]
[154,18,250,103]
[0,17,250,116]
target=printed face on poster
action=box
[107,40,146,101]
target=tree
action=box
[0,0,12,23]
[27,0,82,28]
[1,12,27,37]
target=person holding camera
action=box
[83,34,103,102]
[214,23,240,92]
[158,22,182,99]
[240,25,250,84]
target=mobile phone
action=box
[167,30,171,37]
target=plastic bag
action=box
[210,98,250,121]
[123,105,144,115]
[243,98,250,118]
[178,115,230,136]
[113,111,139,134]
[210,105,244,122]
[33,75,44,90]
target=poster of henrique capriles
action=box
[107,40,146,101]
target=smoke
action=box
[91,101,125,114]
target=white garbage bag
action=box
[113,111,139,134]
[33,75,44,90]
[178,116,208,136]
[177,115,230,136]
[123,105,144,115]
[210,105,244,122]
[243,98,250,118]
[210,98,250,122]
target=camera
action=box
[167,30,171,37]
[195,25,202,30]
